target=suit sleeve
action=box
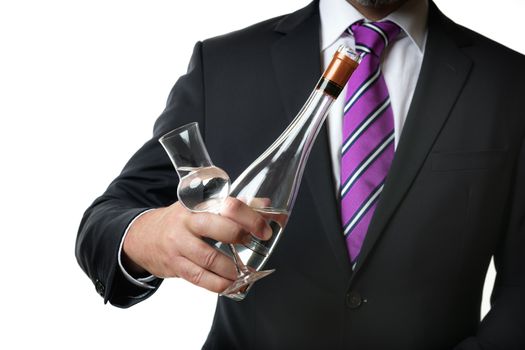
[75,41,206,308]
[455,138,525,349]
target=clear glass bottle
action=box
[217,46,360,300]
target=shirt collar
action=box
[319,0,429,53]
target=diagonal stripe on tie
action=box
[342,96,391,155]
[343,181,385,236]
[342,72,391,147]
[344,67,381,114]
[346,199,380,264]
[340,132,394,198]
[341,100,394,176]
[354,44,372,55]
[363,22,389,46]
[340,141,394,225]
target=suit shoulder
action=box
[205,14,285,46]
[200,1,317,56]
[196,15,285,76]
[452,21,525,65]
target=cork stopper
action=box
[322,46,360,88]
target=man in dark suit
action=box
[76,0,525,348]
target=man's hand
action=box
[122,197,273,293]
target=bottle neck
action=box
[316,77,345,99]
[320,46,360,98]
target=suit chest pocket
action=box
[431,150,507,172]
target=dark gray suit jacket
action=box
[76,1,525,349]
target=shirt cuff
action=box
[118,209,158,290]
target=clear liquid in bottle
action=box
[234,208,289,272]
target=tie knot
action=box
[349,20,401,57]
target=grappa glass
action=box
[159,122,275,297]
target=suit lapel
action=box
[352,3,473,277]
[304,127,354,276]
[271,1,321,124]
[271,0,353,276]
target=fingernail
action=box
[242,235,253,245]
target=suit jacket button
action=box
[95,279,105,296]
[346,291,362,309]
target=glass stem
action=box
[229,243,249,276]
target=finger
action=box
[220,197,272,240]
[187,211,248,244]
[239,196,272,209]
[179,235,238,280]
[172,255,232,293]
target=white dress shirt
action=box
[118,209,157,289]
[320,0,428,192]
[120,0,430,288]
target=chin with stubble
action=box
[352,0,405,6]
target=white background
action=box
[1,1,524,349]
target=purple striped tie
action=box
[341,21,401,263]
